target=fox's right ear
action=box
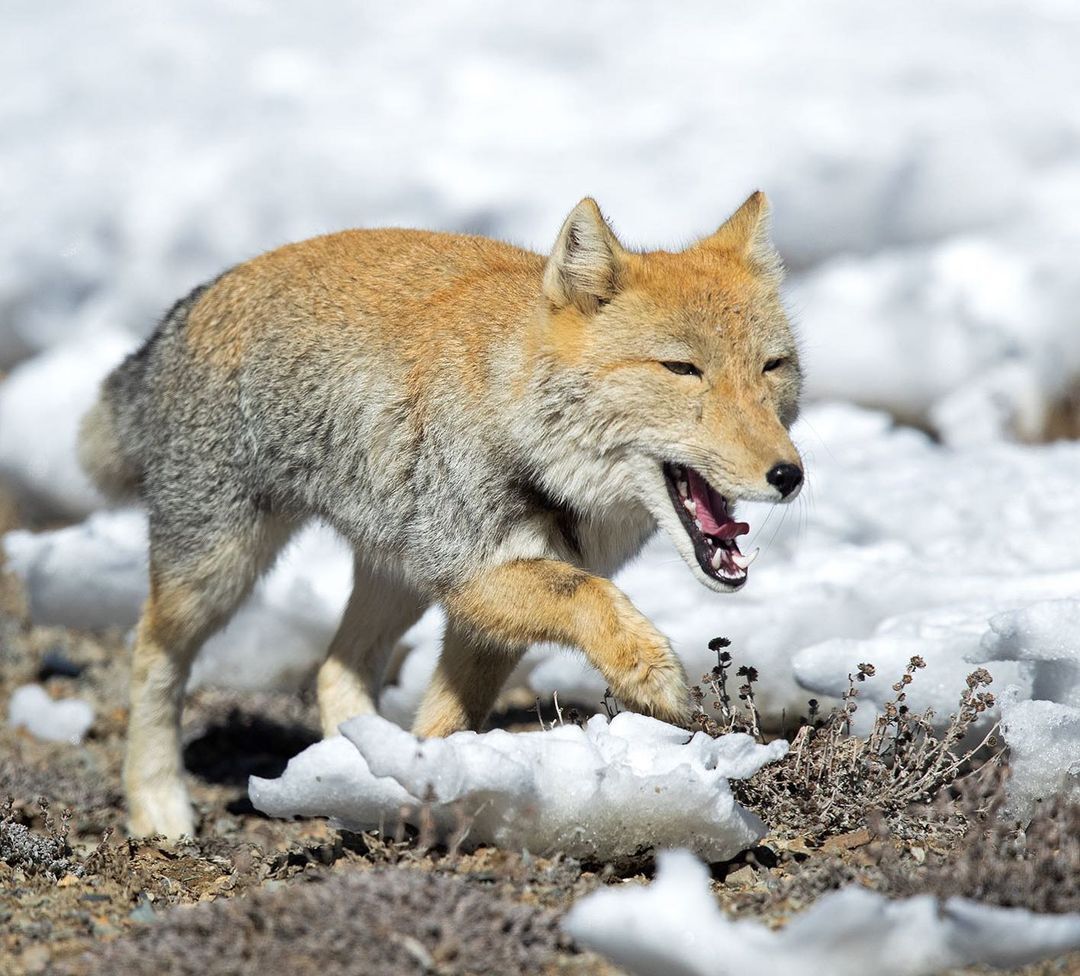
[543,199,626,314]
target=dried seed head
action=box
[966,668,993,689]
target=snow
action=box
[4,509,149,632]
[793,236,1080,442]
[980,600,1080,708]
[250,713,787,862]
[7,684,95,745]
[999,694,1080,818]
[563,849,1080,976]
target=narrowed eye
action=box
[763,357,786,373]
[661,361,702,377]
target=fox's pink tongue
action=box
[687,468,749,540]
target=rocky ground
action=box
[1,532,1079,976]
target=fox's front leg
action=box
[414,559,689,737]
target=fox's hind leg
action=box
[412,624,525,738]
[125,512,293,839]
[316,560,427,737]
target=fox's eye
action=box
[661,361,702,377]
[763,357,786,373]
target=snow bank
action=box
[982,605,1080,815]
[980,600,1080,708]
[999,694,1080,818]
[250,713,786,862]
[793,593,1080,815]
[7,684,95,744]
[4,509,149,632]
[794,236,1080,443]
[564,849,1080,976]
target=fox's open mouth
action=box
[662,462,756,588]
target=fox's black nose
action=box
[766,462,803,499]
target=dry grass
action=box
[884,772,1080,915]
[0,797,113,883]
[691,639,1001,840]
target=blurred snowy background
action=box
[2,0,1079,810]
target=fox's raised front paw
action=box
[610,634,692,728]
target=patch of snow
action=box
[999,693,1080,818]
[250,713,786,862]
[4,509,149,632]
[980,599,1080,708]
[249,735,414,828]
[792,596,1080,815]
[375,608,448,728]
[563,849,1080,976]
[7,684,95,744]
[794,236,1080,441]
[790,599,1032,736]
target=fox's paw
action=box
[126,778,196,841]
[609,630,691,728]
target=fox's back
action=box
[183,228,547,374]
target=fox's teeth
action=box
[710,550,723,569]
[731,548,760,570]
[694,519,703,531]
[678,480,689,497]
[683,499,697,513]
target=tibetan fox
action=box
[80,192,803,837]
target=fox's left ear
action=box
[543,198,626,314]
[696,191,783,280]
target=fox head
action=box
[532,192,803,592]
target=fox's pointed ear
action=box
[543,199,626,313]
[697,191,783,279]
